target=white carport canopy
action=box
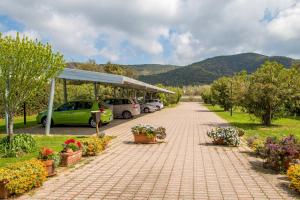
[58,68,175,94]
[45,68,174,135]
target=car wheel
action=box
[42,117,53,127]
[156,106,160,110]
[122,111,132,119]
[144,107,150,113]
[89,118,101,128]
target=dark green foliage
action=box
[210,77,232,111]
[139,53,294,86]
[244,61,293,126]
[0,134,37,157]
[156,84,182,106]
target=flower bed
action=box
[207,127,241,146]
[81,136,113,156]
[287,164,300,192]
[0,159,47,198]
[131,125,167,144]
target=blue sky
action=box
[0,0,299,65]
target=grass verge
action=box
[205,104,300,140]
[0,134,83,168]
[0,115,37,132]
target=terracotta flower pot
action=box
[0,180,9,199]
[213,138,225,145]
[133,134,157,144]
[43,160,56,177]
[60,150,82,167]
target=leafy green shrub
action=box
[0,134,37,157]
[263,135,300,172]
[207,127,240,146]
[287,164,300,192]
[81,136,113,156]
[0,159,47,195]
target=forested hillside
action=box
[139,53,295,86]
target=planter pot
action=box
[0,180,9,199]
[133,134,157,144]
[43,160,56,177]
[60,150,82,167]
[213,138,225,145]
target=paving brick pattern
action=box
[20,103,298,200]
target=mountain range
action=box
[138,53,298,86]
[69,53,299,86]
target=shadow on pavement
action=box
[14,113,149,135]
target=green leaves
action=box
[0,33,65,134]
[210,76,232,111]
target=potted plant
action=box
[131,125,167,144]
[60,139,83,166]
[38,147,60,177]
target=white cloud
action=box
[0,0,299,64]
[267,3,300,40]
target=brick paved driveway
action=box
[21,102,298,200]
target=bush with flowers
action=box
[263,135,300,172]
[38,147,60,167]
[287,164,300,192]
[62,138,82,153]
[246,136,265,157]
[207,127,241,146]
[0,159,47,196]
[81,136,113,156]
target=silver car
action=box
[104,98,141,119]
[140,103,157,113]
[145,99,164,110]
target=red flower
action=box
[41,147,54,157]
[77,141,82,149]
[64,138,76,145]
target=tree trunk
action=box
[7,112,14,146]
[262,108,272,126]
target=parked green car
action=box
[36,101,113,128]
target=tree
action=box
[156,84,182,106]
[104,62,126,76]
[0,33,65,140]
[244,61,291,126]
[200,86,214,105]
[283,65,300,116]
[231,71,249,107]
[104,62,138,78]
[210,77,232,111]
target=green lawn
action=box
[205,104,300,140]
[0,115,37,133]
[0,134,83,168]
